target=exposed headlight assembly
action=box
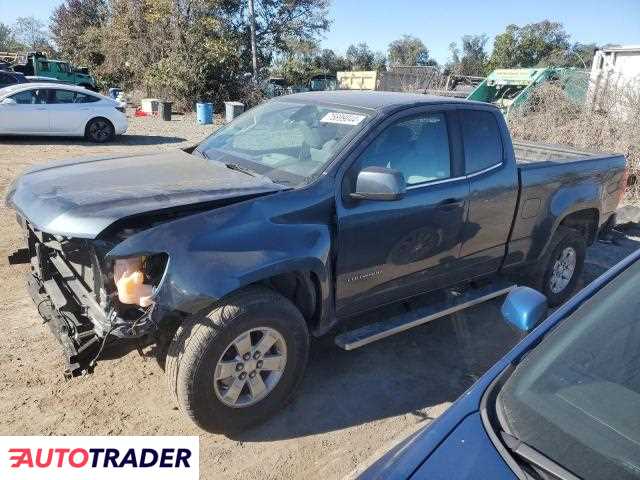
[113,254,168,307]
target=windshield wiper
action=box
[225,163,258,177]
[500,431,581,480]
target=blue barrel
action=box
[108,87,121,99]
[196,102,214,125]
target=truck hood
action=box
[6,150,283,239]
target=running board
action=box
[335,280,516,351]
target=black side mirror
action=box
[350,167,406,201]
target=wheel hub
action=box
[550,246,577,294]
[213,327,287,408]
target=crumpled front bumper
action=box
[25,271,101,378]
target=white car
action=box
[0,83,127,143]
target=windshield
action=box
[197,99,372,186]
[497,259,640,479]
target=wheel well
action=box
[258,271,321,329]
[84,116,114,136]
[558,209,599,245]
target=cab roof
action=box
[280,90,487,112]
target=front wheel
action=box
[165,287,309,432]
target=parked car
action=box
[359,248,640,480]
[0,69,28,88]
[6,91,626,432]
[26,75,71,84]
[0,83,127,142]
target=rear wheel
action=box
[166,287,309,432]
[85,117,115,143]
[530,226,586,306]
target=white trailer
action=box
[588,45,640,115]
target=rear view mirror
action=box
[1,98,17,105]
[501,287,548,333]
[351,167,406,201]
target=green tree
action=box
[388,35,432,66]
[221,0,331,76]
[542,42,597,68]
[346,42,375,70]
[312,48,349,73]
[50,0,107,65]
[488,20,571,70]
[448,35,488,76]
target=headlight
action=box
[113,254,168,307]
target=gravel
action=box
[1,113,639,479]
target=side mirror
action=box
[1,98,17,105]
[501,287,548,333]
[351,167,406,201]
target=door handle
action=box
[437,198,462,211]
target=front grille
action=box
[26,224,105,305]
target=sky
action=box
[1,0,639,64]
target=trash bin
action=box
[108,87,122,99]
[224,101,245,123]
[196,102,214,125]
[158,101,173,121]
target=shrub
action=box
[509,81,640,199]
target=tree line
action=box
[0,1,598,108]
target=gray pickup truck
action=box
[6,91,627,432]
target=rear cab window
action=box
[460,110,503,174]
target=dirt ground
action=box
[1,114,638,479]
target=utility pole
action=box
[248,0,258,81]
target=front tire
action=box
[166,287,310,432]
[85,117,115,143]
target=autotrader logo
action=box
[0,436,199,480]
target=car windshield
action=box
[497,259,640,480]
[196,99,372,186]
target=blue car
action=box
[360,248,640,480]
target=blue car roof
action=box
[280,90,486,111]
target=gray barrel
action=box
[224,101,245,123]
[158,101,173,121]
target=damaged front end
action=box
[12,217,169,378]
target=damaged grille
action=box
[23,221,111,377]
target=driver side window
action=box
[357,113,452,186]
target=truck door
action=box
[335,108,470,317]
[456,108,518,276]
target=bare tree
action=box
[248,0,258,79]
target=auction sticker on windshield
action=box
[320,112,366,126]
[1,436,199,480]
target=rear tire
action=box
[85,117,115,143]
[529,226,586,306]
[166,287,309,432]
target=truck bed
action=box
[506,140,626,269]
[513,140,616,165]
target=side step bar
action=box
[335,280,516,351]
